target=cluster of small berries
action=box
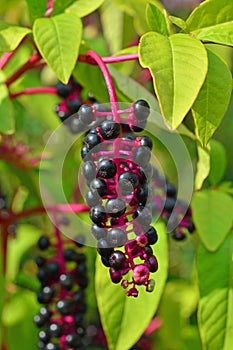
[151,169,195,240]
[34,233,88,350]
[0,134,40,169]
[80,99,158,296]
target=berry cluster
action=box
[34,233,88,350]
[81,99,158,296]
[151,169,195,240]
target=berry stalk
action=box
[9,87,58,99]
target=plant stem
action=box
[45,0,54,17]
[0,203,89,225]
[5,53,41,87]
[86,50,119,122]
[9,87,58,98]
[78,52,139,65]
[0,52,15,70]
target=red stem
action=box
[5,53,42,86]
[86,50,119,122]
[78,52,139,65]
[0,203,89,225]
[9,87,58,98]
[45,0,54,17]
[0,52,15,70]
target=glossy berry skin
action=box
[91,224,107,240]
[56,299,73,315]
[37,236,50,250]
[48,323,63,337]
[164,197,176,212]
[66,333,82,347]
[109,251,126,270]
[134,146,151,168]
[69,117,86,134]
[97,159,117,179]
[38,330,50,343]
[79,104,94,125]
[134,99,150,121]
[81,145,93,161]
[110,267,122,284]
[105,198,126,218]
[97,238,113,257]
[139,136,153,150]
[37,286,55,304]
[85,189,101,207]
[148,255,158,272]
[166,183,177,197]
[132,119,147,132]
[107,228,127,247]
[45,343,60,350]
[90,205,106,225]
[99,121,120,140]
[56,82,72,98]
[83,133,101,151]
[59,273,75,290]
[67,99,81,113]
[90,178,107,197]
[83,161,96,181]
[134,207,152,227]
[63,247,80,262]
[118,171,139,195]
[146,226,158,245]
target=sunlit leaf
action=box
[0,21,31,52]
[139,32,208,129]
[33,13,82,83]
[195,144,210,190]
[66,0,105,18]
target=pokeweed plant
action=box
[0,0,233,350]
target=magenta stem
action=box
[45,0,54,17]
[86,50,119,122]
[9,87,58,98]
[78,52,139,65]
[0,52,15,70]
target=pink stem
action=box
[9,87,58,98]
[0,52,15,70]
[86,50,119,122]
[0,203,89,225]
[78,53,139,65]
[5,53,41,86]
[45,0,54,17]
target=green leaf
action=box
[6,224,42,281]
[139,32,208,129]
[95,221,168,350]
[11,186,29,213]
[0,71,14,134]
[146,3,169,35]
[169,15,187,30]
[0,21,31,53]
[33,13,82,83]
[100,0,124,54]
[192,190,233,251]
[52,0,76,16]
[197,233,233,350]
[66,0,105,18]
[25,0,47,23]
[208,140,227,185]
[186,0,233,46]
[195,144,210,190]
[192,49,232,146]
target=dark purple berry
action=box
[109,251,126,270]
[134,207,152,227]
[172,230,186,241]
[90,178,107,197]
[164,197,176,212]
[97,159,117,179]
[37,286,55,303]
[105,198,126,218]
[66,333,81,347]
[97,238,113,257]
[134,146,151,168]
[45,343,60,350]
[91,224,107,240]
[35,256,46,268]
[132,119,147,132]
[63,248,80,261]
[109,267,122,283]
[59,273,75,290]
[83,161,96,181]
[67,99,81,113]
[56,82,72,97]
[56,299,73,315]
[107,228,127,247]
[79,104,94,125]
[148,255,158,272]
[83,133,101,150]
[139,135,153,150]
[100,121,120,140]
[146,226,158,245]
[101,255,111,267]
[85,189,101,207]
[38,330,50,343]
[49,323,63,337]
[166,183,177,197]
[90,205,106,225]
[118,171,139,195]
[134,100,150,121]
[37,236,50,250]
[69,117,86,134]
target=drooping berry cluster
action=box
[34,233,88,350]
[81,99,158,296]
[151,168,195,240]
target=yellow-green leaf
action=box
[0,21,31,52]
